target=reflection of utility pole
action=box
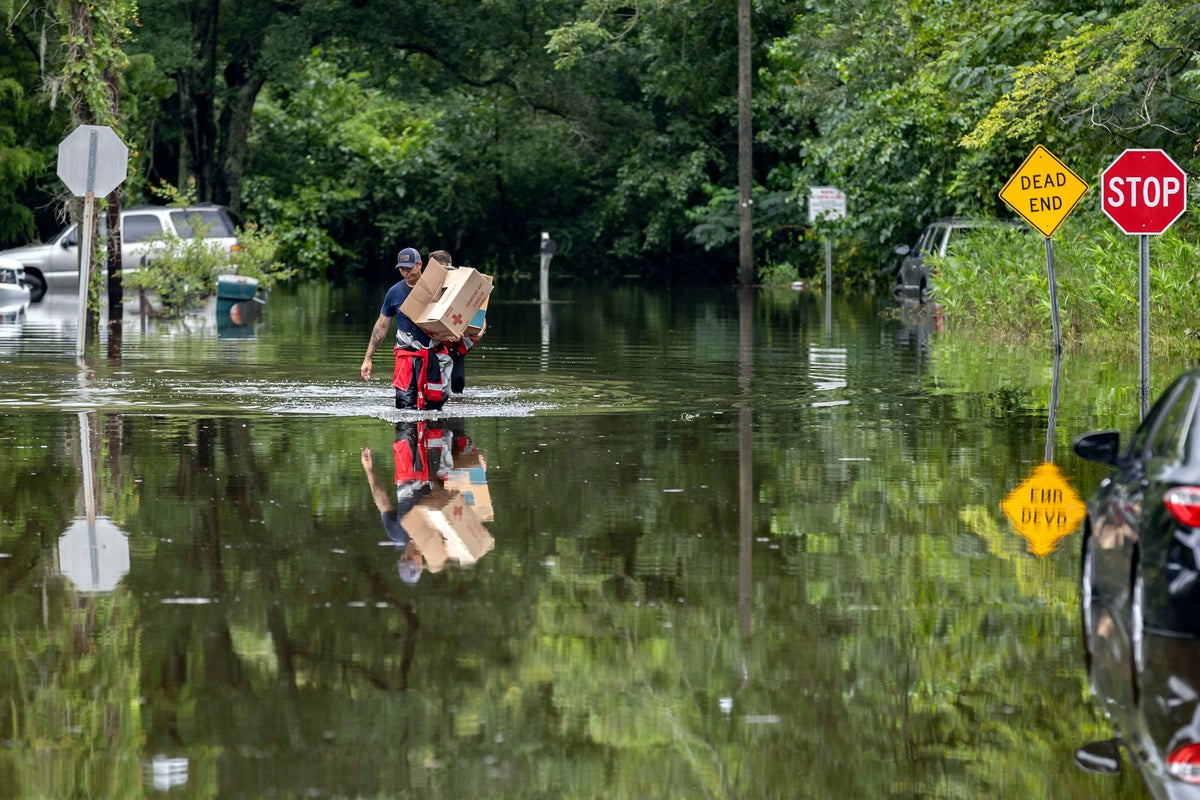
[540,233,555,371]
[737,287,754,687]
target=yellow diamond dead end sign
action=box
[999,144,1089,238]
[1001,462,1086,557]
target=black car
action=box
[1073,370,1200,796]
[1074,368,1200,645]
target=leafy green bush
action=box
[123,220,291,317]
[757,257,801,287]
[230,222,294,292]
[122,225,225,315]
[930,208,1200,355]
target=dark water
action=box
[0,282,1164,798]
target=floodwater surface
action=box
[0,281,1166,798]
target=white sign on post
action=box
[56,125,129,358]
[808,186,846,223]
[809,187,846,324]
[57,125,129,198]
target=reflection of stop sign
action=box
[1101,149,1187,235]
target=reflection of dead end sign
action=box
[1000,462,1086,556]
[808,186,846,223]
[58,517,130,593]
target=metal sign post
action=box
[56,125,129,358]
[539,233,556,371]
[1100,148,1187,418]
[1044,239,1061,353]
[76,192,96,358]
[808,187,846,338]
[1139,234,1151,415]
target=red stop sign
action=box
[1101,149,1188,235]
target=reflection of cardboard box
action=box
[452,447,483,470]
[399,262,492,340]
[446,466,492,522]
[401,488,493,570]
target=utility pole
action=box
[737,0,753,286]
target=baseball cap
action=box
[398,557,423,584]
[395,247,421,270]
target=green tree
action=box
[964,0,1200,165]
[0,8,71,245]
[761,1,1112,286]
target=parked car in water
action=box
[893,217,1020,302]
[1072,368,1200,795]
[1074,367,1200,640]
[0,256,31,310]
[0,204,239,302]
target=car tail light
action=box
[1167,744,1200,783]
[1165,487,1200,527]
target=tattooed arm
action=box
[361,313,393,380]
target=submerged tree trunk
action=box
[106,188,122,321]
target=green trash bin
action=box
[216,275,259,327]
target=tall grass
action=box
[930,208,1200,356]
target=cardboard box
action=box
[421,268,492,339]
[399,263,492,340]
[402,487,494,570]
[464,308,486,339]
[398,259,448,325]
[445,465,492,522]
[464,291,490,338]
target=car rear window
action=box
[170,209,236,239]
[124,214,164,243]
[919,225,949,256]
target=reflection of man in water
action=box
[360,421,453,583]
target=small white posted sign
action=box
[808,186,846,223]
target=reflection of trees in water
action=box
[136,417,429,729]
[0,357,1132,797]
[0,413,142,796]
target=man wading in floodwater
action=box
[361,247,459,410]
[427,249,485,395]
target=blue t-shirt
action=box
[381,510,409,546]
[381,280,432,348]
